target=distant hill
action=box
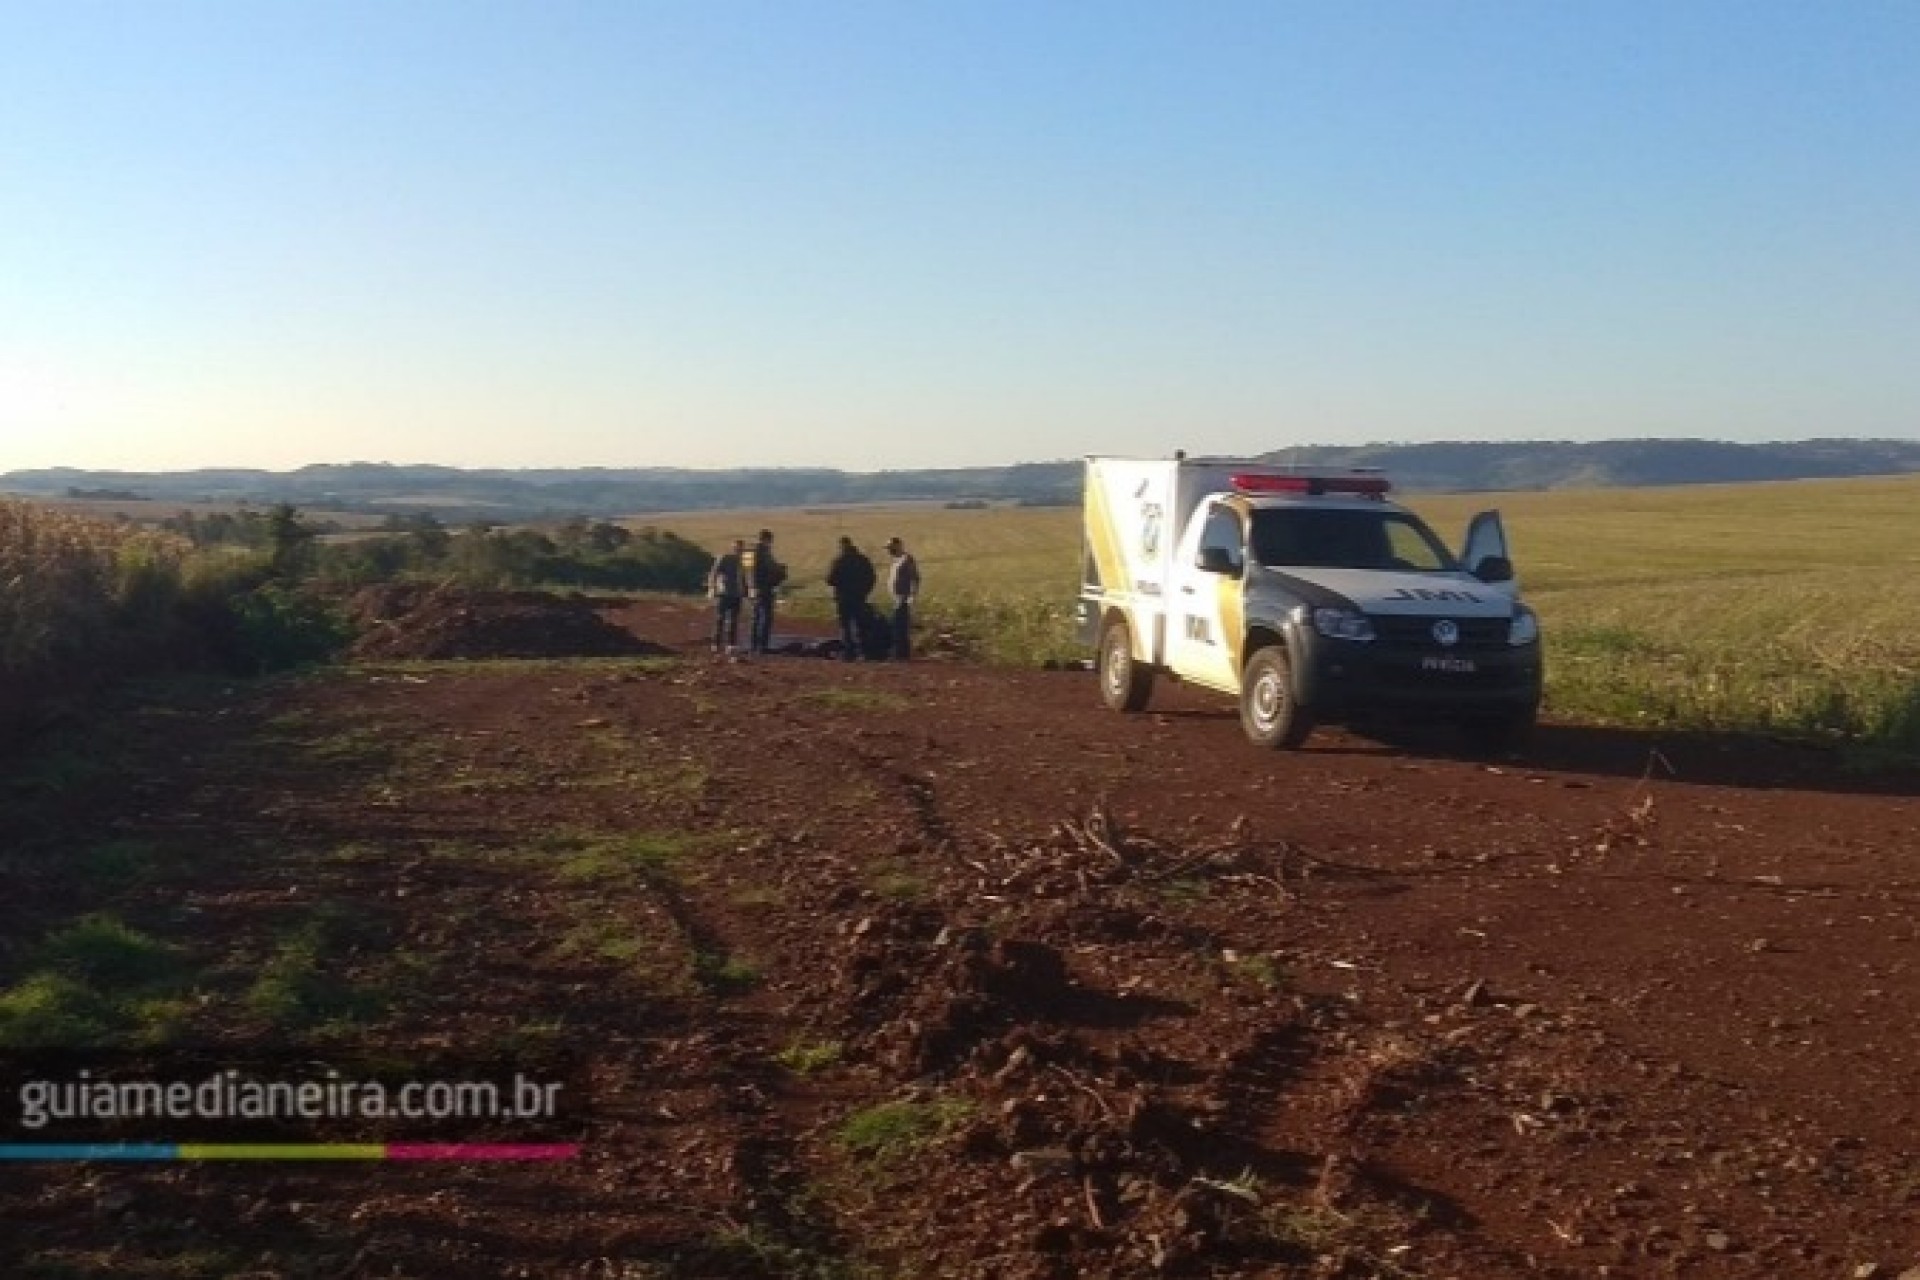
[5,438,1917,520]
[0,461,1083,522]
[1250,438,1920,491]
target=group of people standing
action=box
[705,529,787,656]
[705,529,920,661]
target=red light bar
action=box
[1230,472,1391,497]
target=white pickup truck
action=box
[1074,455,1543,750]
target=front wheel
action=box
[1240,647,1314,749]
[1098,618,1154,713]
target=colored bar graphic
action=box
[0,1145,176,1161]
[0,1143,579,1161]
[387,1143,579,1161]
[179,1145,387,1160]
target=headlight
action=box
[1312,607,1375,642]
[1508,607,1540,646]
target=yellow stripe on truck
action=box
[1215,564,1244,674]
[1083,468,1128,607]
[1211,503,1247,674]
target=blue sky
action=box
[4,1,1917,472]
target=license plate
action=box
[1421,656,1478,673]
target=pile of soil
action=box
[345,584,667,661]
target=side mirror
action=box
[1472,555,1514,584]
[1197,546,1240,576]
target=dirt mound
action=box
[345,584,668,660]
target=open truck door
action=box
[1461,510,1517,596]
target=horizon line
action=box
[7,433,1920,480]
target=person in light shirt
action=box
[884,535,921,661]
[705,538,745,654]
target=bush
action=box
[2,500,176,675]
[223,585,353,672]
[2,501,194,742]
[175,555,350,673]
[348,523,712,593]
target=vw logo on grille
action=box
[1432,619,1460,647]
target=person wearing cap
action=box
[825,535,878,661]
[884,535,921,660]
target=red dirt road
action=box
[4,593,1917,1278]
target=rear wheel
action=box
[1098,617,1154,713]
[1240,647,1313,749]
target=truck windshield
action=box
[1248,507,1459,572]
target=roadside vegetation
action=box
[0,499,708,748]
[0,498,351,746]
[295,512,710,592]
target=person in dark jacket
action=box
[707,538,746,654]
[884,535,921,660]
[741,529,784,655]
[825,536,877,661]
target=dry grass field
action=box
[645,474,1920,752]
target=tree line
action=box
[163,507,711,593]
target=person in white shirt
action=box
[884,535,921,661]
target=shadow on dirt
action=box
[1358,720,1919,796]
[1128,697,1917,796]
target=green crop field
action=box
[648,475,1920,754]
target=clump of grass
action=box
[35,914,184,988]
[0,915,195,1048]
[502,1014,570,1052]
[797,688,912,713]
[553,831,699,885]
[1157,877,1211,906]
[1224,953,1287,990]
[1267,1203,1351,1252]
[923,595,1081,668]
[868,863,932,903]
[774,1039,844,1075]
[550,917,690,994]
[556,918,647,966]
[0,974,117,1048]
[693,950,759,996]
[837,1097,975,1163]
[244,905,388,1031]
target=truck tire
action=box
[1098,617,1153,713]
[1240,646,1313,749]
